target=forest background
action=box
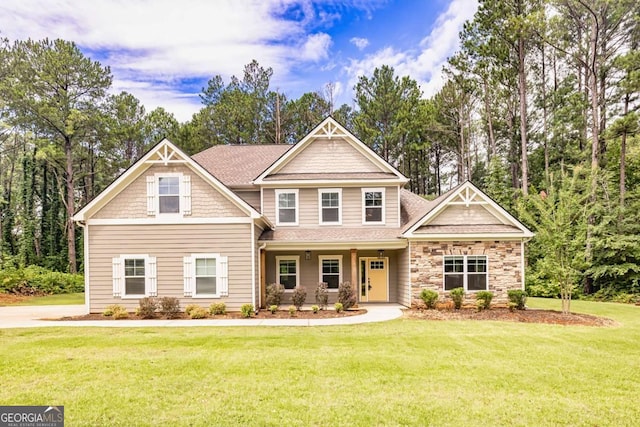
[0,0,638,302]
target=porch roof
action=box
[259,227,407,250]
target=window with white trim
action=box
[319,255,342,289]
[276,190,298,225]
[363,188,385,224]
[319,189,341,224]
[183,254,228,298]
[443,255,488,291]
[112,255,157,298]
[276,256,299,290]
[146,173,191,216]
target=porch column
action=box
[260,248,266,309]
[350,249,358,306]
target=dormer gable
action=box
[254,117,409,186]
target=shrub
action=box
[450,287,464,309]
[507,290,528,310]
[240,303,254,318]
[188,306,207,319]
[103,304,125,317]
[337,282,356,310]
[475,291,493,311]
[159,297,180,319]
[311,305,319,314]
[137,297,158,319]
[0,266,84,295]
[315,282,329,310]
[184,304,200,316]
[420,289,439,309]
[334,302,344,313]
[266,283,285,308]
[113,308,129,320]
[288,305,297,317]
[291,286,307,310]
[209,302,227,315]
[269,305,278,314]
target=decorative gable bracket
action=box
[316,119,348,140]
[146,143,187,166]
[449,186,488,208]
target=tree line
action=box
[1,0,639,301]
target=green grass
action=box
[0,298,639,426]
[8,293,85,306]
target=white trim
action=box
[407,240,412,305]
[81,223,90,312]
[251,224,256,309]
[276,255,300,290]
[397,186,401,227]
[318,188,342,225]
[406,234,530,240]
[362,188,386,225]
[275,189,299,226]
[318,255,343,290]
[443,254,489,292]
[521,240,526,291]
[87,217,254,225]
[261,240,408,251]
[113,254,155,299]
[184,253,227,298]
[155,172,183,217]
[258,179,408,187]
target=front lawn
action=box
[0,298,638,426]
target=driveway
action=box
[0,304,405,328]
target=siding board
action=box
[279,138,383,174]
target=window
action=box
[319,189,341,224]
[319,256,342,289]
[276,190,298,225]
[112,255,157,298]
[183,254,228,298]
[363,188,385,224]
[158,176,180,213]
[444,255,488,291]
[146,174,191,216]
[276,256,299,290]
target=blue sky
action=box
[0,0,478,122]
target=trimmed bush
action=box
[450,287,464,309]
[288,305,297,317]
[311,305,319,314]
[184,304,200,316]
[137,297,158,319]
[209,302,227,315]
[291,286,307,310]
[103,304,125,317]
[337,282,356,310]
[269,305,278,314]
[475,291,493,311]
[266,283,285,308]
[240,303,254,318]
[334,302,344,313]
[113,308,129,319]
[188,306,207,319]
[159,297,180,319]
[420,289,439,309]
[507,290,528,310]
[315,282,329,310]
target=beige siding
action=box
[94,164,246,219]
[396,245,411,306]
[87,223,255,312]
[262,186,399,227]
[409,240,522,306]
[279,138,383,174]
[430,204,501,226]
[236,190,261,211]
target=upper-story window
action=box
[362,188,385,224]
[319,189,342,225]
[276,189,298,226]
[146,173,191,217]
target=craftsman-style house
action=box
[74,117,533,313]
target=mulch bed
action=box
[405,307,618,327]
[56,308,366,321]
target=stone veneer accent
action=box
[410,240,522,306]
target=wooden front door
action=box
[359,258,388,302]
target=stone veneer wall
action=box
[410,240,522,306]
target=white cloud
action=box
[350,37,369,50]
[300,33,332,61]
[343,0,478,99]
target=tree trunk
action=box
[65,137,77,273]
[483,79,496,160]
[518,34,529,195]
[620,92,629,208]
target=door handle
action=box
[368,284,372,290]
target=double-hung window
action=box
[276,256,299,290]
[276,190,298,225]
[319,189,341,224]
[146,173,191,217]
[319,256,342,289]
[363,188,385,224]
[443,255,488,291]
[183,254,228,298]
[112,255,157,298]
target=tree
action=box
[0,39,112,272]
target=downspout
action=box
[257,242,267,310]
[77,220,90,314]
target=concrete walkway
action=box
[0,304,405,329]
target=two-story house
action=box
[74,117,533,313]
